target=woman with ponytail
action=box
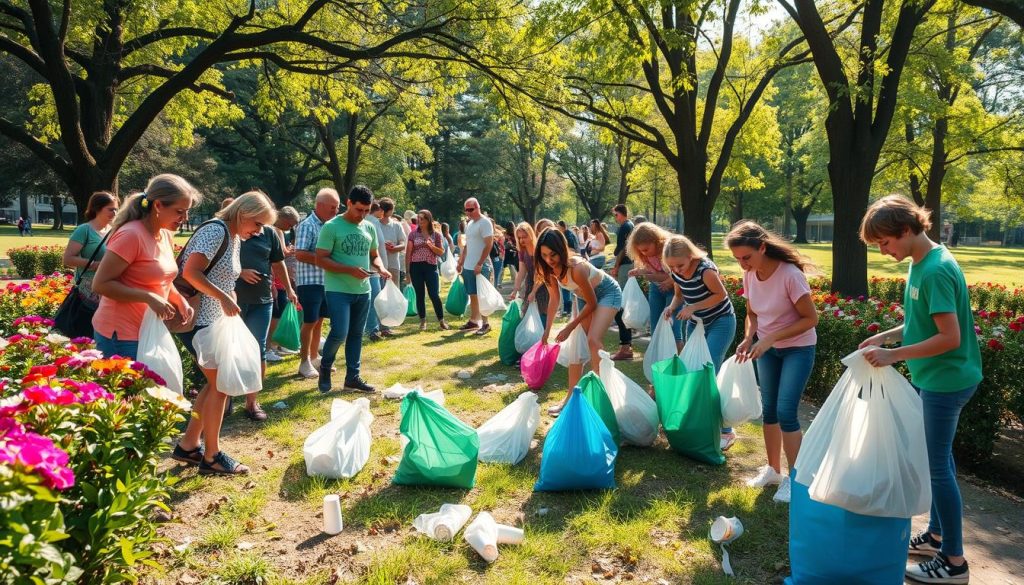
[91,174,202,359]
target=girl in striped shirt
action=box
[662,235,739,451]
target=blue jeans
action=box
[561,288,572,314]
[649,281,681,342]
[95,331,139,361]
[919,384,977,557]
[685,313,737,433]
[588,255,606,269]
[755,345,815,432]
[492,259,504,288]
[239,302,273,360]
[322,291,370,381]
[365,274,382,335]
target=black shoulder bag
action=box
[167,220,230,333]
[53,230,112,338]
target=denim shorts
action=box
[94,331,140,361]
[296,284,327,323]
[462,259,493,296]
[574,274,623,311]
[271,288,288,319]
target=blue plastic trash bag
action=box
[534,387,618,491]
[786,470,911,585]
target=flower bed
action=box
[7,245,67,279]
[0,317,189,583]
[723,276,1022,465]
[0,274,72,330]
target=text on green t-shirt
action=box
[316,216,377,295]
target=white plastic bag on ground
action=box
[556,305,591,367]
[514,303,544,353]
[476,274,507,316]
[643,315,678,383]
[679,317,713,371]
[303,398,374,479]
[477,392,540,464]
[193,315,262,396]
[137,308,184,394]
[717,355,761,426]
[413,503,472,541]
[464,512,499,563]
[797,350,931,518]
[621,277,650,331]
[383,383,445,404]
[374,279,407,327]
[599,350,659,446]
[440,253,458,282]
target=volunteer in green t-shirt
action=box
[858,195,982,585]
[315,185,389,394]
[63,191,119,310]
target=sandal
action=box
[198,451,250,476]
[245,405,268,422]
[439,321,451,331]
[171,443,204,465]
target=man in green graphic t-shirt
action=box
[315,185,389,394]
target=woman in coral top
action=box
[91,174,201,359]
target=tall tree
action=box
[0,0,507,218]
[779,0,937,296]
[557,125,619,221]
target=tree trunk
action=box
[730,191,744,225]
[677,170,715,260]
[923,117,948,242]
[792,204,813,243]
[342,112,360,196]
[51,195,64,229]
[19,191,29,221]
[827,145,873,297]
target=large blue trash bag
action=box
[786,469,911,585]
[534,387,618,491]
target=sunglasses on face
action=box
[464,207,476,212]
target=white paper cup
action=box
[434,504,473,541]
[323,494,343,535]
[464,512,499,563]
[495,524,524,545]
[709,515,743,544]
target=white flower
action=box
[145,385,192,411]
[18,328,30,336]
[0,338,8,350]
[45,333,70,344]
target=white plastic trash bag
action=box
[375,279,407,327]
[717,355,761,426]
[383,383,445,404]
[193,315,262,396]
[477,392,540,464]
[476,274,507,316]
[679,317,713,371]
[797,350,931,518]
[514,302,544,353]
[643,315,678,383]
[440,253,458,282]
[599,350,659,446]
[621,277,650,331]
[137,308,184,394]
[413,503,473,541]
[556,305,590,367]
[303,398,374,479]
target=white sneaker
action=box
[319,337,327,352]
[773,476,791,503]
[275,346,298,355]
[265,350,283,363]
[311,356,335,372]
[745,465,783,488]
[298,360,318,378]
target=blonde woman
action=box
[627,222,682,346]
[91,175,201,358]
[174,192,278,476]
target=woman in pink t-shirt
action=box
[91,174,201,359]
[726,221,819,504]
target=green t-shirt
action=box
[902,246,982,392]
[68,223,108,279]
[317,215,377,295]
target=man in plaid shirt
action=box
[294,188,340,378]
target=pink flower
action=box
[23,385,76,406]
[0,419,74,490]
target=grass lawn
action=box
[153,302,789,585]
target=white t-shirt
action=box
[365,215,387,274]
[463,217,494,268]
[378,219,406,272]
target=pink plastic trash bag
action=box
[520,341,560,390]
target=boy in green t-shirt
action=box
[859,195,981,585]
[315,185,390,394]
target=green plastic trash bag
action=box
[498,300,523,365]
[445,276,468,317]
[652,356,724,465]
[404,283,418,317]
[578,371,621,445]
[271,303,301,351]
[393,391,479,488]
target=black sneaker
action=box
[344,376,376,393]
[318,366,332,394]
[906,553,969,584]
[909,531,942,557]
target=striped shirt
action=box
[294,212,325,286]
[670,258,734,325]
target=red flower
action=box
[736,287,745,296]
[867,323,880,333]
[1010,322,1022,333]
[988,339,1004,351]
[854,319,864,326]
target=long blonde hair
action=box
[515,222,537,257]
[725,220,816,273]
[627,222,671,268]
[217,191,277,230]
[112,174,201,231]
